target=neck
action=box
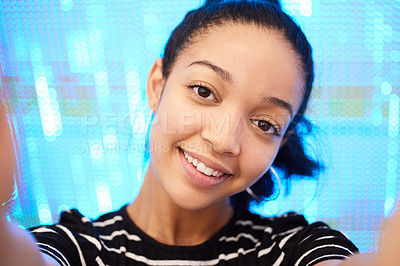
[127,167,234,246]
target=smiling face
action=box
[145,24,304,211]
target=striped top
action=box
[29,205,358,266]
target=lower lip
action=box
[179,148,230,188]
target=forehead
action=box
[173,23,305,113]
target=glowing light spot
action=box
[372,76,383,87]
[35,77,49,96]
[374,41,384,51]
[388,129,399,138]
[388,95,399,135]
[126,70,140,86]
[48,88,58,100]
[27,137,38,154]
[33,66,46,80]
[364,38,374,51]
[392,30,400,40]
[109,171,122,187]
[96,85,110,98]
[95,70,108,86]
[389,124,398,132]
[96,182,112,213]
[390,94,400,104]
[137,168,143,182]
[129,90,142,105]
[383,25,393,36]
[89,29,103,43]
[371,107,382,126]
[66,30,91,73]
[86,4,107,23]
[38,204,52,224]
[391,50,400,62]
[60,0,73,11]
[384,197,395,216]
[386,172,397,184]
[381,82,392,95]
[75,41,90,65]
[374,24,384,35]
[35,76,63,138]
[387,159,398,172]
[388,141,398,155]
[90,139,104,161]
[132,112,146,134]
[103,129,117,149]
[374,11,384,21]
[373,51,384,63]
[391,105,399,114]
[300,3,312,17]
[30,42,43,65]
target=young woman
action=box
[26,1,360,265]
[4,0,396,265]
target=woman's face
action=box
[146,24,304,210]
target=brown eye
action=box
[251,119,280,136]
[192,86,216,101]
[258,120,272,132]
[197,87,211,98]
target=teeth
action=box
[197,162,206,172]
[204,167,213,176]
[183,150,225,177]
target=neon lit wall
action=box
[0,0,399,253]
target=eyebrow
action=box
[260,96,293,118]
[188,60,293,118]
[187,60,233,84]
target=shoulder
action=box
[29,206,127,266]
[232,208,358,265]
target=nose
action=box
[200,111,242,156]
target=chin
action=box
[168,187,231,212]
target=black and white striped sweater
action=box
[29,205,358,266]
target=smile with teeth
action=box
[182,151,226,177]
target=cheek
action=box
[239,141,280,184]
[150,93,201,143]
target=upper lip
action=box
[180,148,234,175]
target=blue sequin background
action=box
[0,0,399,253]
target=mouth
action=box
[178,147,232,188]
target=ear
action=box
[146,58,165,113]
